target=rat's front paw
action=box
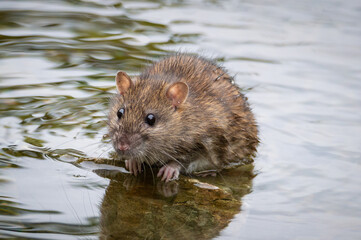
[157,161,181,182]
[125,159,142,176]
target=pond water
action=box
[0,0,360,239]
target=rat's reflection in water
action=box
[120,171,179,197]
[94,165,254,240]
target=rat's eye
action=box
[145,113,156,126]
[117,108,125,119]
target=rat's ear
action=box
[115,71,133,94]
[166,82,189,107]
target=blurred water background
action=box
[0,0,360,239]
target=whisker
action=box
[80,141,108,150]
[96,146,113,159]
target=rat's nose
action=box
[118,142,130,151]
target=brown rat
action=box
[108,54,258,182]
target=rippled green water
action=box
[0,0,360,239]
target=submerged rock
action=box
[80,158,255,240]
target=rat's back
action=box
[141,54,259,169]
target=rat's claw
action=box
[173,168,180,180]
[125,160,129,170]
[158,162,181,182]
[166,168,179,182]
[125,159,142,176]
[161,167,171,182]
[133,160,139,176]
[157,166,165,178]
[137,161,142,175]
[129,160,134,174]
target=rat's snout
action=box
[117,133,142,152]
[118,136,130,151]
[118,142,130,151]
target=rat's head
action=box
[108,71,189,163]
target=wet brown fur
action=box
[108,54,259,173]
